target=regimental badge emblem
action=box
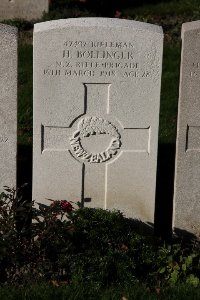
[69,116,121,163]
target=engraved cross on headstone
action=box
[42,83,150,208]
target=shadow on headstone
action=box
[126,218,154,236]
[173,228,199,244]
[154,143,176,241]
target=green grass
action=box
[159,44,181,144]
[0,283,200,300]
[18,44,33,145]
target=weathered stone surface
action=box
[33,18,163,222]
[0,24,17,191]
[174,21,200,239]
[0,0,49,21]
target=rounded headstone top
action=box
[182,20,200,32]
[34,17,163,35]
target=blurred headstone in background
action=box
[174,21,200,239]
[0,23,17,192]
[0,0,49,21]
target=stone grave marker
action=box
[33,18,163,222]
[0,0,49,21]
[174,21,200,238]
[0,24,17,192]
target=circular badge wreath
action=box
[69,116,121,163]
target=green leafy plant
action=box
[158,244,200,287]
[0,187,199,290]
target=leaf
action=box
[167,255,173,263]
[169,270,179,284]
[3,188,12,193]
[0,192,6,200]
[186,274,200,287]
[121,244,129,252]
[46,198,55,202]
[155,288,161,295]
[50,280,59,287]
[182,263,187,271]
[159,267,166,274]
[174,264,180,271]
[36,203,49,210]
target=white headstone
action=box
[174,21,200,238]
[0,0,49,21]
[0,24,17,191]
[33,18,163,222]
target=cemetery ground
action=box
[0,0,200,298]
